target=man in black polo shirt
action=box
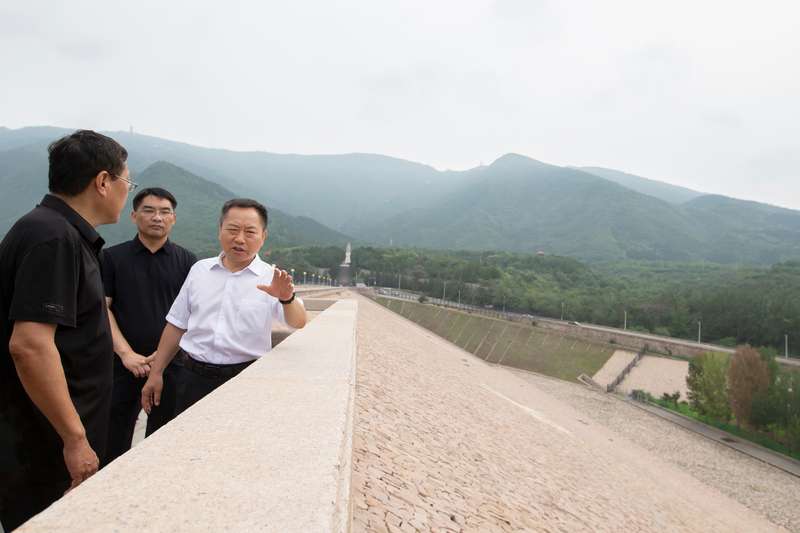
[102,187,197,466]
[0,130,131,531]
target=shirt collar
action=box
[131,234,173,255]
[214,251,265,276]
[39,194,105,252]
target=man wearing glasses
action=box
[0,130,130,530]
[101,187,197,466]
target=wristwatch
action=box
[279,292,296,305]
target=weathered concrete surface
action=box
[617,355,690,398]
[20,299,357,533]
[593,350,690,398]
[591,348,639,387]
[351,294,783,532]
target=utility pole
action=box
[561,302,564,321]
[624,311,627,330]
[787,334,790,358]
[443,280,447,301]
[698,322,702,343]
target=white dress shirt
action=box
[166,253,299,365]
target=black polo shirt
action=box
[104,235,197,373]
[0,195,113,491]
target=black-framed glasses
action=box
[115,174,138,192]
[135,208,175,217]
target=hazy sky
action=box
[2,1,799,210]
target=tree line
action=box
[259,245,799,355]
[347,247,799,354]
[687,345,800,449]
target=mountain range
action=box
[1,125,799,265]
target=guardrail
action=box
[607,344,648,393]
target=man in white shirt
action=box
[141,198,307,415]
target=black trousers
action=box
[1,478,70,531]
[175,367,237,415]
[102,369,182,468]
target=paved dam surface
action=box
[349,292,792,532]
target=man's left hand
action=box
[257,268,295,301]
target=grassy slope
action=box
[374,297,613,383]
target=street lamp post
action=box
[443,280,447,301]
[561,302,564,321]
[303,272,306,285]
[786,334,788,358]
[291,268,294,285]
[624,311,627,330]
[698,322,702,343]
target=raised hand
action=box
[257,268,295,301]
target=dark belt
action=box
[184,356,255,378]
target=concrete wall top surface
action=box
[21,299,357,533]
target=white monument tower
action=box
[338,243,352,286]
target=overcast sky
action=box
[1,1,799,210]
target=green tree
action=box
[729,344,771,429]
[787,417,800,450]
[686,350,732,422]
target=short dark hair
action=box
[219,198,268,231]
[132,187,178,211]
[48,130,128,196]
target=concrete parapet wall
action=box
[297,287,346,300]
[22,299,358,533]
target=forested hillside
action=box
[95,162,354,256]
[3,127,800,267]
[577,166,703,204]
[350,155,800,265]
[0,145,354,255]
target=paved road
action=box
[580,322,800,368]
